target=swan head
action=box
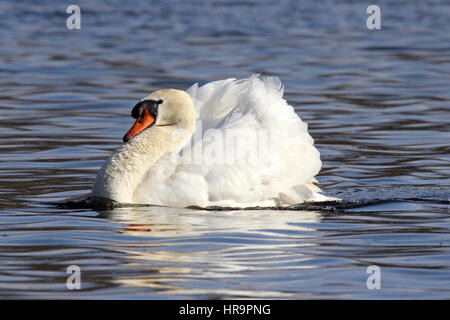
[123,89,195,143]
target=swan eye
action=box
[131,103,145,119]
[131,99,161,120]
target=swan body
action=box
[93,75,330,207]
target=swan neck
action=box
[92,126,183,203]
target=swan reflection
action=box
[99,206,322,297]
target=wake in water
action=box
[46,195,449,213]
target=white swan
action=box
[92,74,331,207]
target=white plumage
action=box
[93,74,331,207]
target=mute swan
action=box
[92,74,331,207]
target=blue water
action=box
[0,0,449,299]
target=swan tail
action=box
[277,178,338,205]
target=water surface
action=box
[0,0,449,299]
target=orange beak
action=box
[123,108,156,142]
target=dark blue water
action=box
[0,0,448,299]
